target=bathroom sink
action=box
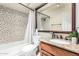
[50,39,70,44]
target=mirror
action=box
[37,3,72,31]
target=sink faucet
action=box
[51,32,55,39]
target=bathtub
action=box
[0,40,38,56]
[15,44,38,56]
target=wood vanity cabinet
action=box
[40,41,79,56]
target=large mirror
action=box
[37,3,72,31]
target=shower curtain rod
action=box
[19,3,34,11]
[18,3,49,17]
[35,3,47,10]
[19,3,49,29]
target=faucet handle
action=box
[65,36,68,40]
[60,35,63,39]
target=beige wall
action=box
[41,3,72,31]
[76,3,79,32]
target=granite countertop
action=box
[40,39,79,54]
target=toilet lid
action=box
[22,44,37,52]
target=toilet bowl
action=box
[21,35,40,56]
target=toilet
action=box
[21,35,40,56]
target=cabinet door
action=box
[41,50,53,56]
[40,42,78,56]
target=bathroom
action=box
[0,3,79,56]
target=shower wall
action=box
[0,5,28,44]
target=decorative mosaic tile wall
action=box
[0,5,28,44]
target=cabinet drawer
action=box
[41,49,53,56]
[40,42,78,56]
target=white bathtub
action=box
[0,41,38,56]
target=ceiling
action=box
[38,3,65,12]
[0,3,43,14]
[23,3,43,9]
[0,3,63,15]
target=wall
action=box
[38,32,52,39]
[0,5,28,44]
[76,3,79,32]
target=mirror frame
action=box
[35,3,76,34]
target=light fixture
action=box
[56,3,60,7]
